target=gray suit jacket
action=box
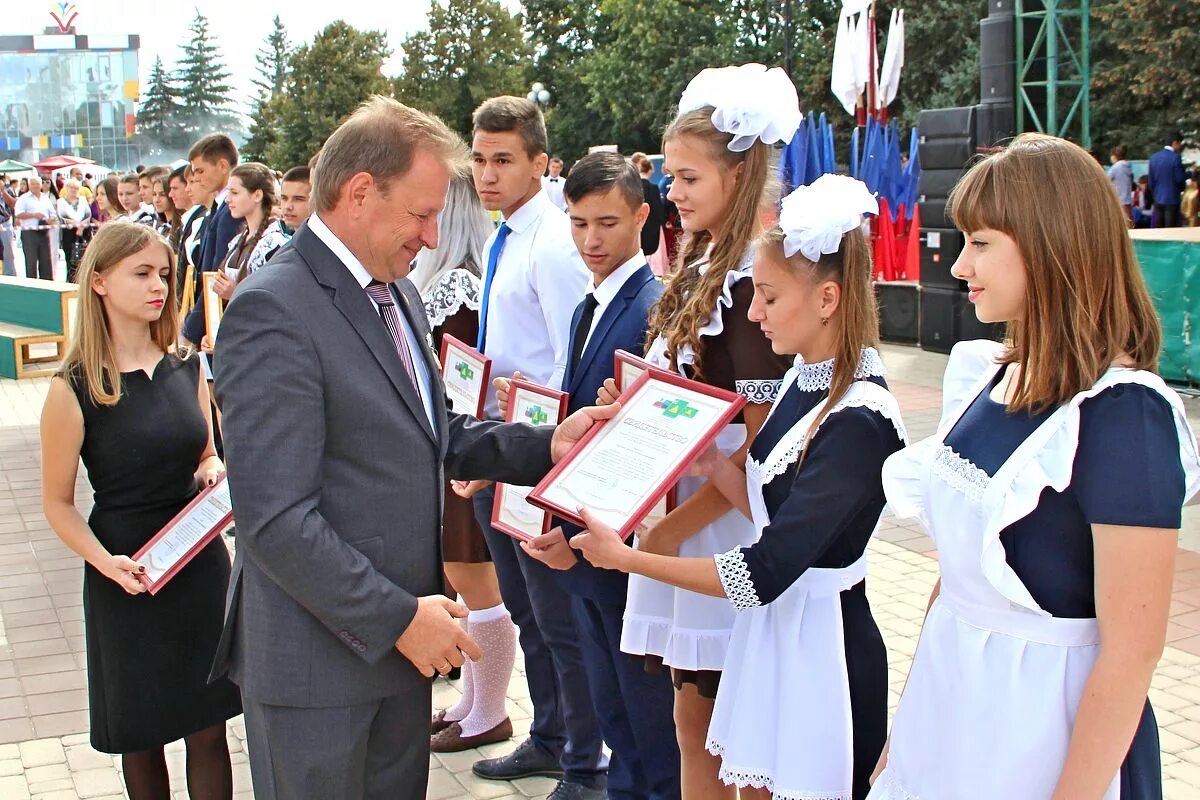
[211,224,554,708]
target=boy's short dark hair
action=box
[564,152,644,211]
[472,96,548,158]
[282,166,311,184]
[188,133,239,167]
[141,165,169,182]
[118,172,140,187]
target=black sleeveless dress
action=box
[67,353,241,754]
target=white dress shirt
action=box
[541,175,568,212]
[308,213,438,430]
[578,251,648,356]
[480,190,590,418]
[57,197,91,226]
[14,193,56,230]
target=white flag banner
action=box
[879,8,905,108]
[851,11,874,100]
[831,14,859,115]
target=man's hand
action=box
[395,596,482,678]
[494,370,524,419]
[596,377,620,406]
[520,528,578,570]
[451,479,492,499]
[551,402,621,463]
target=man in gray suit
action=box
[212,97,613,800]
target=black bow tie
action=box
[549,177,559,182]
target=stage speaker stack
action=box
[976,2,1016,149]
[876,281,920,345]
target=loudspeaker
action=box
[920,287,962,354]
[918,198,951,227]
[959,298,1007,343]
[876,281,920,344]
[987,0,1015,15]
[918,168,964,201]
[975,102,1016,148]
[981,63,1015,104]
[919,228,967,290]
[980,17,1015,67]
[917,106,976,140]
[918,136,976,170]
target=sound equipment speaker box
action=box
[980,63,1016,104]
[975,102,1016,148]
[917,136,976,170]
[979,16,1015,67]
[917,106,976,140]
[919,228,967,290]
[920,287,962,354]
[918,168,964,201]
[959,296,1007,343]
[987,0,1015,15]
[918,198,951,227]
[876,281,920,344]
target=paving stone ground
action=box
[2,343,1200,798]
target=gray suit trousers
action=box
[242,683,432,800]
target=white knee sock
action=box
[441,615,473,723]
[457,604,516,737]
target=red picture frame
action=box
[439,333,492,419]
[613,349,661,393]
[133,475,234,595]
[527,370,745,540]
[491,379,570,542]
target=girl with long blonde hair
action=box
[596,64,801,797]
[576,175,904,800]
[869,133,1200,800]
[40,222,241,799]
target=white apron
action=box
[708,380,904,800]
[869,341,1200,800]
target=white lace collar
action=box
[792,347,886,392]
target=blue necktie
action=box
[477,222,512,352]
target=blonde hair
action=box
[645,108,770,378]
[949,132,1161,413]
[759,225,878,466]
[61,223,180,407]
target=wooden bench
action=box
[0,276,78,379]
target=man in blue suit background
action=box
[182,134,242,345]
[503,152,680,800]
[1147,131,1187,228]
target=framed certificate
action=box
[492,380,569,542]
[202,272,223,345]
[133,475,234,595]
[528,370,745,540]
[614,349,660,392]
[439,334,492,418]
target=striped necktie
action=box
[365,280,419,391]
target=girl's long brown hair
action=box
[949,133,1161,413]
[645,108,770,379]
[61,223,180,407]
[759,225,878,465]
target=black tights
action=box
[121,723,233,800]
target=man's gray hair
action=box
[311,96,469,214]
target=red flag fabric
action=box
[874,198,897,281]
[905,204,922,282]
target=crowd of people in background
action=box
[1107,131,1199,228]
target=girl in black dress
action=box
[40,222,241,800]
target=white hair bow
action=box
[780,174,878,262]
[677,64,802,153]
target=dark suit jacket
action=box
[640,179,664,255]
[182,201,240,344]
[555,262,662,603]
[212,224,554,707]
[1148,148,1186,207]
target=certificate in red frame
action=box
[439,334,492,419]
[491,380,569,542]
[133,475,234,595]
[527,370,745,540]
[613,349,659,393]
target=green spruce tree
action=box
[136,56,184,154]
[175,9,239,138]
[243,16,292,164]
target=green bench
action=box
[0,276,78,379]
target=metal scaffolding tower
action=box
[1015,0,1092,148]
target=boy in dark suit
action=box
[182,134,241,346]
[507,152,681,800]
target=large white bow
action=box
[677,64,802,153]
[780,174,878,262]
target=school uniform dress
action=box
[622,245,792,694]
[422,267,491,564]
[870,340,1200,800]
[707,349,902,800]
[222,221,292,281]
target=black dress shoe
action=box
[472,737,563,781]
[546,780,607,800]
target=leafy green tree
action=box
[266,21,391,169]
[243,16,292,164]
[1092,0,1200,155]
[136,56,185,153]
[393,0,530,136]
[175,9,239,137]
